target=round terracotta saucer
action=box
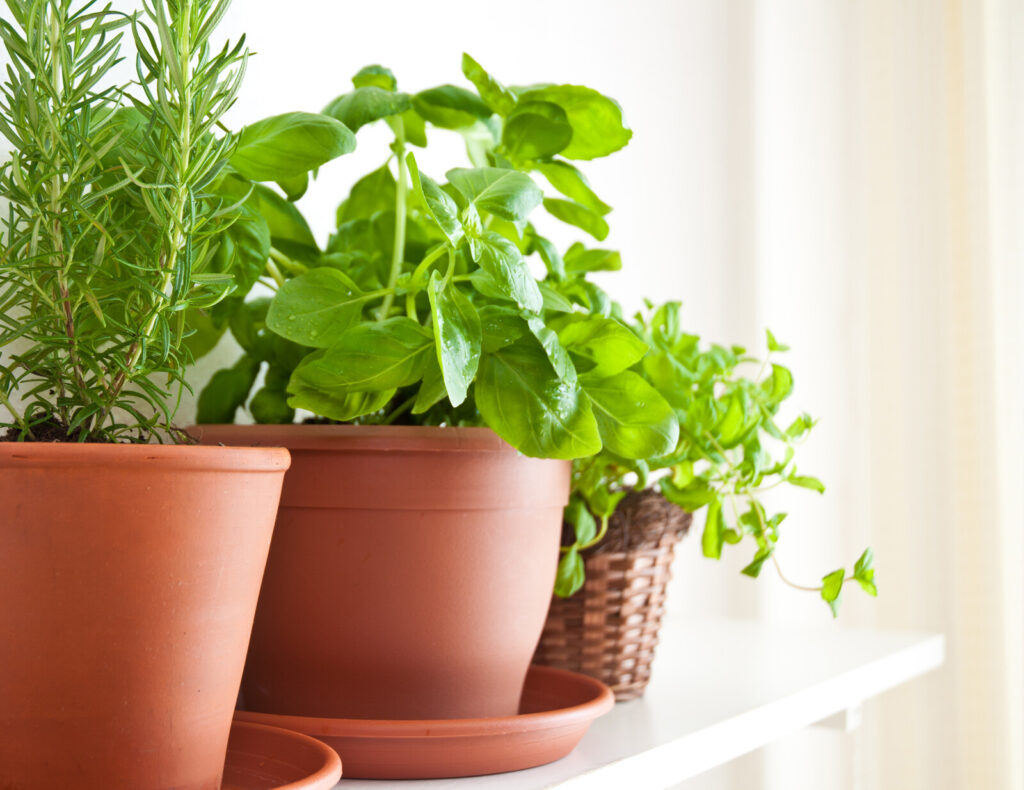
[223,719,342,789]
[235,665,614,780]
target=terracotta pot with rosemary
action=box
[535,305,879,699]
[0,1,354,787]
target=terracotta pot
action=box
[191,425,570,720]
[0,443,290,790]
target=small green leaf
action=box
[266,268,366,348]
[535,160,611,215]
[557,315,648,377]
[472,232,543,313]
[408,155,461,245]
[231,112,356,181]
[741,548,773,578]
[414,85,492,129]
[530,233,565,280]
[335,164,396,224]
[766,328,790,352]
[502,101,573,161]
[563,243,621,273]
[412,354,447,414]
[789,474,826,494]
[352,64,397,91]
[565,496,597,546]
[323,87,411,132]
[516,84,632,160]
[528,317,577,384]
[543,198,609,241]
[554,545,586,598]
[196,356,260,424]
[821,568,845,618]
[427,274,482,407]
[249,386,295,424]
[702,498,725,559]
[853,547,878,597]
[762,363,794,404]
[461,54,516,115]
[447,167,543,222]
[287,380,395,422]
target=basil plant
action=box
[197,55,677,462]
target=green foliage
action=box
[190,53,875,615]
[198,55,641,457]
[562,303,875,615]
[0,0,247,441]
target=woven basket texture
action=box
[534,495,691,701]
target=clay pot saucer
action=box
[224,720,341,789]
[234,665,614,780]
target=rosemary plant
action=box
[0,0,246,442]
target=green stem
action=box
[411,244,448,286]
[269,247,307,275]
[0,389,33,439]
[378,121,407,320]
[382,394,416,425]
[265,259,286,288]
[578,514,611,550]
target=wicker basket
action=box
[533,492,691,701]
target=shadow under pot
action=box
[192,424,570,721]
[0,442,289,790]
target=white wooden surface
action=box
[332,619,945,789]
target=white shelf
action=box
[333,619,944,789]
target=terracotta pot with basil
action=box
[191,60,681,720]
[0,1,354,786]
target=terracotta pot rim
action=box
[189,424,523,454]
[228,720,342,788]
[0,442,290,472]
[236,665,614,739]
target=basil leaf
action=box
[266,267,366,348]
[291,317,432,393]
[412,353,447,415]
[479,305,526,353]
[516,84,632,160]
[196,356,260,424]
[581,370,678,459]
[766,328,790,352]
[287,378,395,422]
[528,316,577,384]
[741,548,773,578]
[502,101,572,161]
[554,545,586,598]
[231,112,356,181]
[427,274,482,407]
[414,85,492,129]
[461,53,516,115]
[323,87,411,132]
[446,167,543,222]
[543,197,609,241]
[535,160,611,215]
[762,363,794,405]
[276,171,308,201]
[249,386,295,424]
[251,184,319,259]
[352,64,397,91]
[563,243,621,273]
[472,232,543,313]
[530,233,565,280]
[557,315,648,377]
[565,496,597,545]
[475,337,602,459]
[408,155,462,245]
[336,164,396,224]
